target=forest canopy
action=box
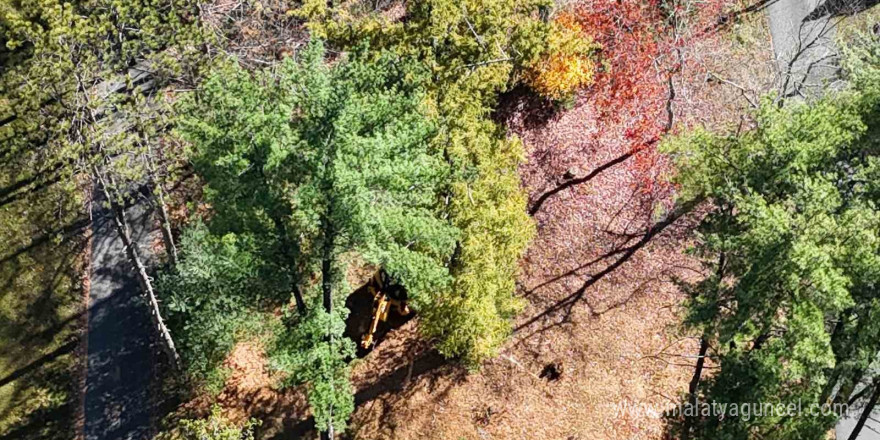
[664,35,880,440]
[4,1,880,439]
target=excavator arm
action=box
[362,293,389,349]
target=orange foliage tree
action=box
[526,13,601,101]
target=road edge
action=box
[74,186,94,440]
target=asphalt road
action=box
[767,0,840,96]
[838,379,880,440]
[84,196,155,440]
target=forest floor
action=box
[335,17,773,435]
[184,3,783,440]
[161,2,880,439]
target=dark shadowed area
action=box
[84,197,156,440]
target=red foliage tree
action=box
[571,0,729,195]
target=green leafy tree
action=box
[665,36,880,440]
[1,0,208,371]
[294,0,546,365]
[177,40,459,436]
[160,405,259,440]
[270,307,355,435]
[0,0,204,434]
[157,223,284,392]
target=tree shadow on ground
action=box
[515,199,701,341]
[150,279,439,440]
[0,227,89,440]
[806,0,880,21]
[528,150,636,216]
[264,280,460,439]
[700,0,783,35]
[269,349,459,440]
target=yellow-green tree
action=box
[294,0,547,365]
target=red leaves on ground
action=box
[575,1,670,148]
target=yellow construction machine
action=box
[361,270,411,349]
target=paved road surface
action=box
[768,0,840,96]
[837,378,880,440]
[84,197,155,440]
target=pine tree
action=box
[177,40,459,435]
[293,0,547,366]
[665,35,880,439]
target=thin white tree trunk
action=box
[95,166,182,371]
[153,180,178,266]
[144,144,178,266]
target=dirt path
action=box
[83,196,156,440]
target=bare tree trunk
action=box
[682,337,709,440]
[848,378,880,440]
[272,217,306,315]
[144,144,178,266]
[291,281,306,315]
[321,221,336,439]
[94,166,182,371]
[821,368,842,406]
[73,65,181,371]
[321,226,335,314]
[327,410,335,440]
[820,312,850,404]
[837,367,867,407]
[152,179,178,266]
[682,251,724,440]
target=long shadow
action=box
[0,162,64,207]
[0,217,91,267]
[0,206,91,440]
[0,339,77,388]
[0,173,64,209]
[0,181,157,269]
[272,349,452,440]
[353,350,448,405]
[16,234,87,344]
[0,298,84,440]
[0,292,116,361]
[522,243,634,299]
[528,151,635,216]
[806,0,880,20]
[700,0,783,35]
[515,199,700,335]
[0,401,75,440]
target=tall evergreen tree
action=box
[176,41,459,435]
[666,35,880,440]
[295,0,547,365]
